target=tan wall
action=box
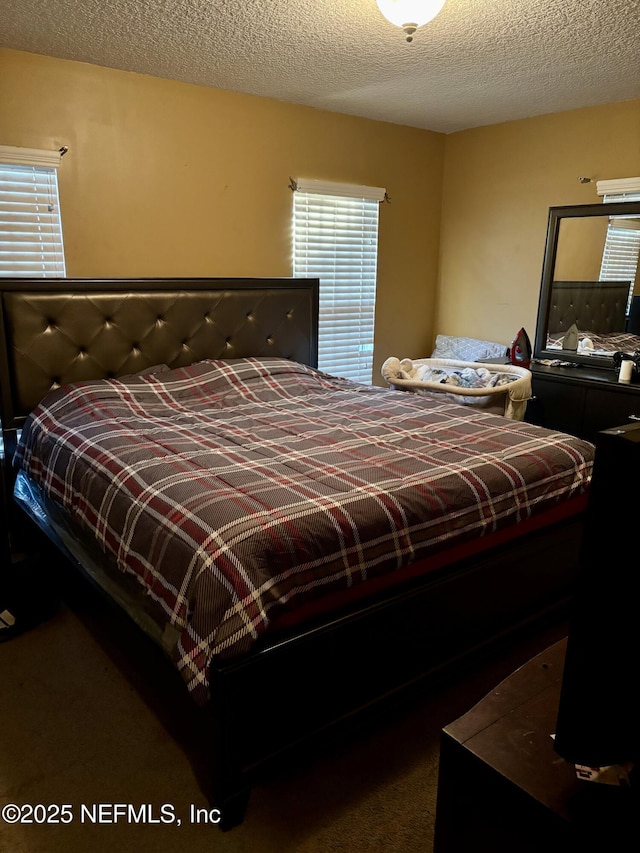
[438,100,640,349]
[3,47,640,378]
[0,48,444,383]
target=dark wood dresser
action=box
[527,363,640,441]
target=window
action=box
[292,179,385,384]
[0,145,66,277]
[597,178,640,307]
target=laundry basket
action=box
[381,356,532,420]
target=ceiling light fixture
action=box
[376,0,446,43]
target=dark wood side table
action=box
[0,432,11,565]
[434,640,637,852]
[0,431,58,640]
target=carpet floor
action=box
[0,569,568,853]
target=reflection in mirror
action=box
[534,201,640,368]
[546,279,633,355]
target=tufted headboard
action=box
[0,277,319,431]
[547,280,630,335]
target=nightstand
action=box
[0,430,11,564]
[0,431,58,640]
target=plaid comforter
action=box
[15,357,594,704]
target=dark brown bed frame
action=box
[0,278,586,829]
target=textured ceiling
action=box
[2,0,639,133]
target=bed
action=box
[0,277,595,829]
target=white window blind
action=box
[597,180,640,302]
[292,179,385,384]
[0,145,66,277]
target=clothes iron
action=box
[509,327,531,368]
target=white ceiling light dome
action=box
[376,0,446,42]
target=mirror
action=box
[534,200,640,369]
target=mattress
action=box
[14,357,595,704]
